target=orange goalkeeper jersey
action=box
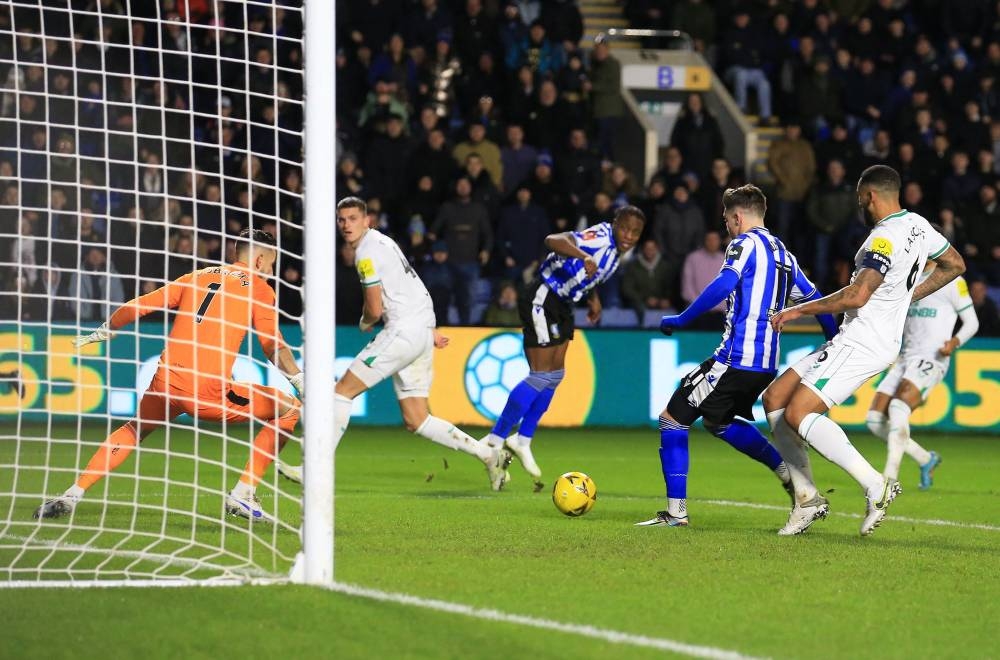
[109,261,284,381]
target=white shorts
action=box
[350,325,434,399]
[796,339,893,408]
[876,355,948,401]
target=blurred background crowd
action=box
[2,0,1000,335]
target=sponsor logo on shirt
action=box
[871,237,893,256]
[357,257,376,279]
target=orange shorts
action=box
[136,365,297,427]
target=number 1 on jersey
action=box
[196,282,222,323]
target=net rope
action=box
[0,0,306,583]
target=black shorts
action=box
[518,280,575,348]
[666,358,775,427]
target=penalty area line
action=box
[329,581,767,660]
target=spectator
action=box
[941,150,982,213]
[337,152,367,200]
[721,9,772,121]
[358,79,409,136]
[584,191,615,227]
[364,113,412,219]
[418,241,458,324]
[558,128,602,211]
[601,163,641,206]
[499,3,529,56]
[681,230,726,331]
[698,158,734,226]
[670,92,724,180]
[805,159,855,288]
[964,184,1000,284]
[654,184,704,301]
[407,0,452,53]
[767,119,816,249]
[901,181,934,221]
[464,153,502,222]
[496,186,550,284]
[482,281,521,327]
[501,123,538,194]
[430,177,492,324]
[588,35,623,159]
[460,61,503,121]
[68,245,125,321]
[453,0,498,69]
[796,56,844,135]
[336,241,364,325]
[369,34,418,104]
[527,79,569,152]
[557,51,590,126]
[815,122,862,179]
[540,0,583,52]
[453,122,503,189]
[505,20,563,76]
[969,278,1000,336]
[622,238,673,323]
[671,0,716,55]
[653,146,692,192]
[409,128,456,195]
[527,152,572,227]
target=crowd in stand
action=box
[1,0,999,335]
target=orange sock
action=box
[239,407,299,487]
[76,423,139,491]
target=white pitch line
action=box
[698,499,1000,533]
[329,581,767,660]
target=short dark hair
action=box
[858,165,901,194]
[723,184,767,217]
[613,204,646,225]
[235,228,276,258]
[337,196,367,215]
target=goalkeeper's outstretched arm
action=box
[73,276,189,347]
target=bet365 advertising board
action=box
[2,323,999,432]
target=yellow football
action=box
[551,471,597,517]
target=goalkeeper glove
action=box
[73,322,115,348]
[288,372,304,397]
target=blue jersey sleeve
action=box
[790,266,818,302]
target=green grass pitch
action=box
[2,423,999,659]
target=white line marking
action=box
[329,581,767,660]
[697,499,1000,533]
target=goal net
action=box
[0,0,333,586]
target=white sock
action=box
[866,410,888,440]
[884,399,911,480]
[766,409,819,504]
[773,462,791,485]
[906,438,932,466]
[667,497,687,518]
[63,484,85,502]
[870,407,931,466]
[798,412,883,494]
[231,480,254,500]
[483,432,505,449]
[512,433,531,447]
[333,393,354,449]
[416,416,491,461]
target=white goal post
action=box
[0,0,335,587]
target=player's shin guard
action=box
[514,369,563,439]
[490,373,549,440]
[712,419,783,470]
[766,409,818,503]
[884,399,912,480]
[658,416,689,518]
[415,415,490,461]
[240,406,300,487]
[75,422,140,491]
[798,412,882,493]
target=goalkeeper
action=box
[34,229,303,522]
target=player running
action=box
[867,270,978,490]
[277,197,511,490]
[480,206,645,491]
[35,229,304,522]
[767,165,965,536]
[636,184,838,527]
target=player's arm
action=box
[771,269,882,332]
[912,245,966,302]
[660,237,750,334]
[790,269,840,340]
[251,288,303,395]
[73,274,189,347]
[360,284,383,332]
[940,278,979,357]
[544,232,597,277]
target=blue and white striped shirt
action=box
[539,223,622,303]
[715,227,817,372]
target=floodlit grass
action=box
[3,424,998,658]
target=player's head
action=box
[336,196,369,245]
[611,205,645,254]
[722,184,767,238]
[235,228,277,274]
[857,164,901,225]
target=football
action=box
[552,471,597,517]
